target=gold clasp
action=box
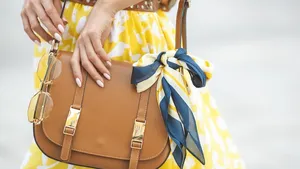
[131,119,146,149]
[63,106,81,136]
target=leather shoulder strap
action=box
[60,69,88,161]
[128,87,152,169]
[175,0,190,50]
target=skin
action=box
[21,0,144,88]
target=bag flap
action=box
[41,51,169,161]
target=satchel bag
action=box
[27,0,207,168]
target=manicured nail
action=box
[96,80,104,88]
[63,18,68,25]
[58,24,65,33]
[106,61,112,67]
[75,78,82,87]
[34,40,41,46]
[103,73,111,80]
[48,40,54,44]
[54,33,62,41]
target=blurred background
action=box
[0,0,299,168]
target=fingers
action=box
[53,0,68,28]
[21,0,65,44]
[53,0,62,15]
[33,3,62,41]
[70,43,82,87]
[83,36,111,80]
[90,34,112,67]
[27,8,53,42]
[41,0,64,40]
[79,41,105,88]
[21,10,40,45]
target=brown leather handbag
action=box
[28,0,190,169]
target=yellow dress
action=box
[21,1,246,169]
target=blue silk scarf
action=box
[131,48,211,168]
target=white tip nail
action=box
[58,24,65,33]
[96,80,104,88]
[103,73,111,80]
[34,40,41,46]
[76,78,82,87]
[54,33,62,41]
[106,61,112,67]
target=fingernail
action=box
[58,24,65,33]
[106,61,112,67]
[103,73,111,80]
[96,80,104,88]
[76,78,82,87]
[34,40,41,46]
[54,33,62,41]
[48,40,54,44]
[63,18,68,25]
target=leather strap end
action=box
[60,129,74,161]
[129,145,142,169]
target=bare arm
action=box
[95,0,145,14]
[70,0,145,88]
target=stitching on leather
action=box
[134,149,140,169]
[143,87,151,120]
[80,70,88,106]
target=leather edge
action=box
[34,124,171,169]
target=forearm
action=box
[95,0,145,14]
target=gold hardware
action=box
[131,120,146,149]
[49,39,59,54]
[63,106,81,136]
[63,126,76,136]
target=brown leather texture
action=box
[175,0,188,49]
[67,0,175,12]
[34,51,170,169]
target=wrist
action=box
[94,1,119,16]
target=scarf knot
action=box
[131,48,213,168]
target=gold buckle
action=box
[63,106,81,136]
[63,126,76,136]
[131,119,146,149]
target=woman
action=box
[20,0,245,168]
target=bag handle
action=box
[175,0,190,50]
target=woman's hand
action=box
[21,0,65,45]
[70,4,115,88]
